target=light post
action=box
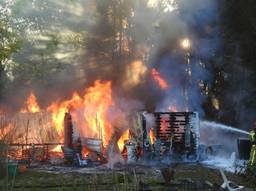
[181,38,191,50]
[180,38,192,112]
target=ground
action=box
[0,164,255,191]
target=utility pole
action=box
[181,38,192,112]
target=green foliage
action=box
[0,0,88,90]
[0,23,20,62]
[0,16,21,98]
[0,19,21,62]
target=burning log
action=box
[64,112,73,149]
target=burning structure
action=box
[60,110,200,165]
[141,112,200,162]
[0,81,114,163]
[0,80,247,169]
[3,75,236,168]
[0,92,200,166]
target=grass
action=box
[0,170,135,191]
[0,164,255,191]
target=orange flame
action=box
[117,129,130,151]
[149,128,156,144]
[50,145,63,153]
[82,80,112,146]
[151,68,169,89]
[20,91,40,113]
[47,80,113,147]
[0,123,12,140]
[47,92,83,136]
[5,80,115,155]
[82,147,89,158]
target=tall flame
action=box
[47,92,83,136]
[151,68,169,89]
[47,80,113,147]
[82,80,112,146]
[20,91,40,113]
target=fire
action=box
[82,80,112,146]
[82,147,89,158]
[47,92,83,136]
[117,129,130,151]
[149,128,156,144]
[20,91,40,113]
[50,145,62,153]
[3,80,114,155]
[151,68,169,89]
[0,123,12,140]
[47,80,113,147]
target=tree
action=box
[0,0,88,105]
[212,0,256,129]
[0,4,21,98]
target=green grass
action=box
[0,165,255,191]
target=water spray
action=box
[200,121,249,135]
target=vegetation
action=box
[0,165,255,190]
[0,14,21,98]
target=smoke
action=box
[1,0,221,118]
[76,0,221,117]
[142,112,155,133]
[150,0,219,115]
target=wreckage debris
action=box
[219,169,244,191]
